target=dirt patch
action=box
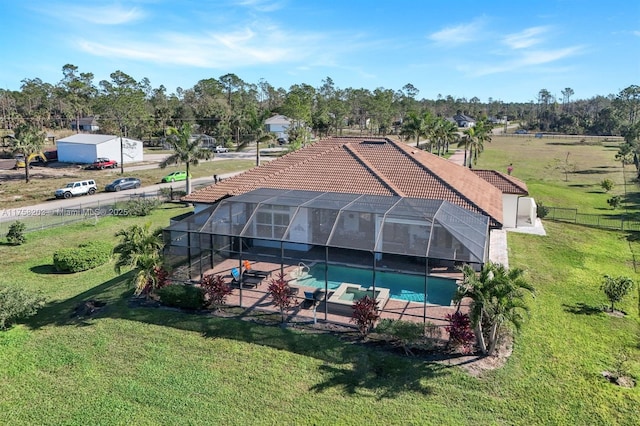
[602,371,636,388]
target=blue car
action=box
[105,177,141,192]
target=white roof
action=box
[57,134,118,145]
[264,115,291,125]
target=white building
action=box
[264,115,291,139]
[56,134,143,164]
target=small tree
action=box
[201,274,232,311]
[600,179,615,192]
[445,311,476,354]
[351,295,380,337]
[6,221,26,245]
[267,273,295,323]
[607,195,622,209]
[0,285,46,330]
[536,202,549,219]
[601,275,634,312]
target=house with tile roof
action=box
[183,136,535,229]
[163,136,537,321]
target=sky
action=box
[1,0,638,103]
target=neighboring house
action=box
[264,114,291,140]
[56,134,143,164]
[193,134,217,150]
[452,114,476,128]
[71,117,100,132]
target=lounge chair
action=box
[242,260,271,278]
[302,289,324,308]
[231,267,263,288]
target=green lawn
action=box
[1,138,639,425]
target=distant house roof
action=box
[71,117,98,126]
[264,114,291,126]
[57,134,118,145]
[184,136,505,227]
[471,170,529,195]
[452,114,476,125]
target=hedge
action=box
[156,284,205,310]
[53,241,113,273]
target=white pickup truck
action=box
[212,146,229,153]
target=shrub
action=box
[351,295,380,337]
[600,179,615,192]
[267,273,295,323]
[159,187,187,201]
[156,284,205,310]
[607,195,622,209]
[445,311,475,354]
[53,241,112,273]
[0,285,46,330]
[536,201,549,219]
[201,274,233,310]
[601,275,634,312]
[375,319,425,355]
[119,198,162,217]
[6,221,26,245]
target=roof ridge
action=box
[390,140,502,226]
[343,142,406,197]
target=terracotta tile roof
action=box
[471,170,529,195]
[184,136,505,227]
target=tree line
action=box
[0,64,638,147]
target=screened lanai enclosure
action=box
[163,189,491,323]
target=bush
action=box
[119,198,162,217]
[201,274,233,310]
[607,195,622,209]
[351,295,380,337]
[537,201,549,219]
[267,273,295,323]
[0,285,46,330]
[601,275,634,312]
[445,311,475,354]
[600,179,615,192]
[159,188,187,201]
[156,284,204,310]
[375,319,426,355]
[53,241,113,273]
[6,221,26,245]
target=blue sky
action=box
[1,0,638,103]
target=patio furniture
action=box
[302,289,325,309]
[242,260,271,278]
[231,267,263,288]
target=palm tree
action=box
[458,126,476,167]
[238,106,274,166]
[471,119,493,166]
[160,123,212,195]
[441,119,460,155]
[454,262,535,355]
[12,123,46,183]
[113,223,165,297]
[400,111,426,148]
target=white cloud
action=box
[503,26,549,49]
[461,46,583,76]
[38,4,145,25]
[235,0,285,12]
[633,30,640,37]
[428,18,486,46]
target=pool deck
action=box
[188,257,469,332]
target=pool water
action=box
[296,264,458,305]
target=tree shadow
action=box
[562,302,604,315]
[23,273,456,398]
[30,264,59,274]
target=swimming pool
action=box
[295,264,458,305]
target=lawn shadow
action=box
[30,264,59,274]
[23,274,454,397]
[562,302,604,315]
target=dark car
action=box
[514,129,528,134]
[277,137,288,145]
[105,177,141,192]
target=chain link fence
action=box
[544,207,640,232]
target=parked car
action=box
[105,177,141,192]
[54,179,97,199]
[514,129,528,134]
[212,146,229,153]
[87,157,118,169]
[161,171,190,182]
[277,137,288,145]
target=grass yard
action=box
[0,136,639,425]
